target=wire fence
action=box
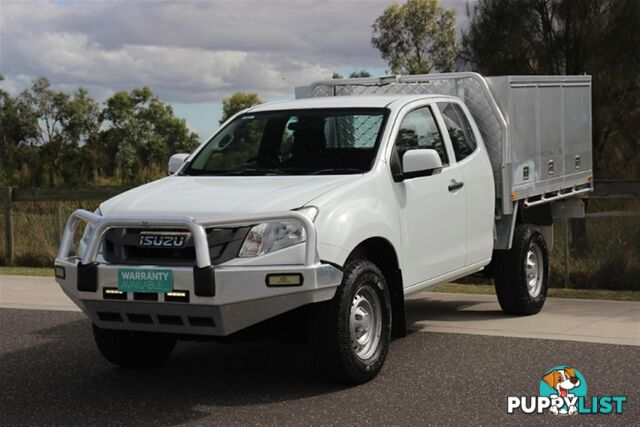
[1,182,639,290]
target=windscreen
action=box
[184,108,388,176]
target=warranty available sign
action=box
[507,366,628,416]
[118,268,173,293]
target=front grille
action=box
[102,227,250,266]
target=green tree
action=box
[99,87,200,183]
[0,77,200,186]
[349,71,371,78]
[331,71,372,79]
[461,0,640,178]
[19,77,69,147]
[219,92,262,124]
[371,0,458,74]
[0,75,38,185]
[17,78,101,185]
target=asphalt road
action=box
[3,275,639,345]
[1,308,638,426]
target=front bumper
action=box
[55,209,342,336]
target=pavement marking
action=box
[1,274,639,346]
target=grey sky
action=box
[0,0,472,137]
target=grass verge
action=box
[1,266,638,302]
[432,282,640,302]
[0,266,54,277]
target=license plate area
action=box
[118,268,172,293]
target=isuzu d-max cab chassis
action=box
[55,73,593,383]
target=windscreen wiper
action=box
[225,168,288,175]
[309,168,365,175]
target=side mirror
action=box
[168,153,189,175]
[401,149,442,179]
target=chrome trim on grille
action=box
[58,209,318,268]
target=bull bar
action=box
[54,209,343,336]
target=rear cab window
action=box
[437,102,477,162]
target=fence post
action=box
[3,187,14,266]
[563,217,569,288]
[570,218,588,256]
[56,203,64,241]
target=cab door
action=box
[437,101,495,266]
[392,104,466,286]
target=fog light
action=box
[167,291,187,297]
[54,265,66,279]
[266,273,303,287]
[165,290,189,303]
[103,287,127,300]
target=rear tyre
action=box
[93,325,177,368]
[494,224,549,315]
[309,259,391,385]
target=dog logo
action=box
[540,366,586,415]
[508,365,627,415]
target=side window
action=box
[437,102,477,161]
[394,106,448,166]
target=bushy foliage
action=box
[219,92,262,124]
[0,76,200,187]
[371,0,458,74]
[461,0,640,179]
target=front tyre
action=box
[93,325,177,368]
[494,224,549,315]
[310,259,391,385]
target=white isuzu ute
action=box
[55,73,593,384]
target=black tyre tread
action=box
[494,224,549,315]
[309,259,391,385]
[93,325,176,368]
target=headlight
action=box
[238,207,318,257]
[78,207,101,258]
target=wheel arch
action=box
[495,200,554,251]
[517,201,554,250]
[517,201,553,226]
[345,237,407,338]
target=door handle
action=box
[448,180,464,192]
